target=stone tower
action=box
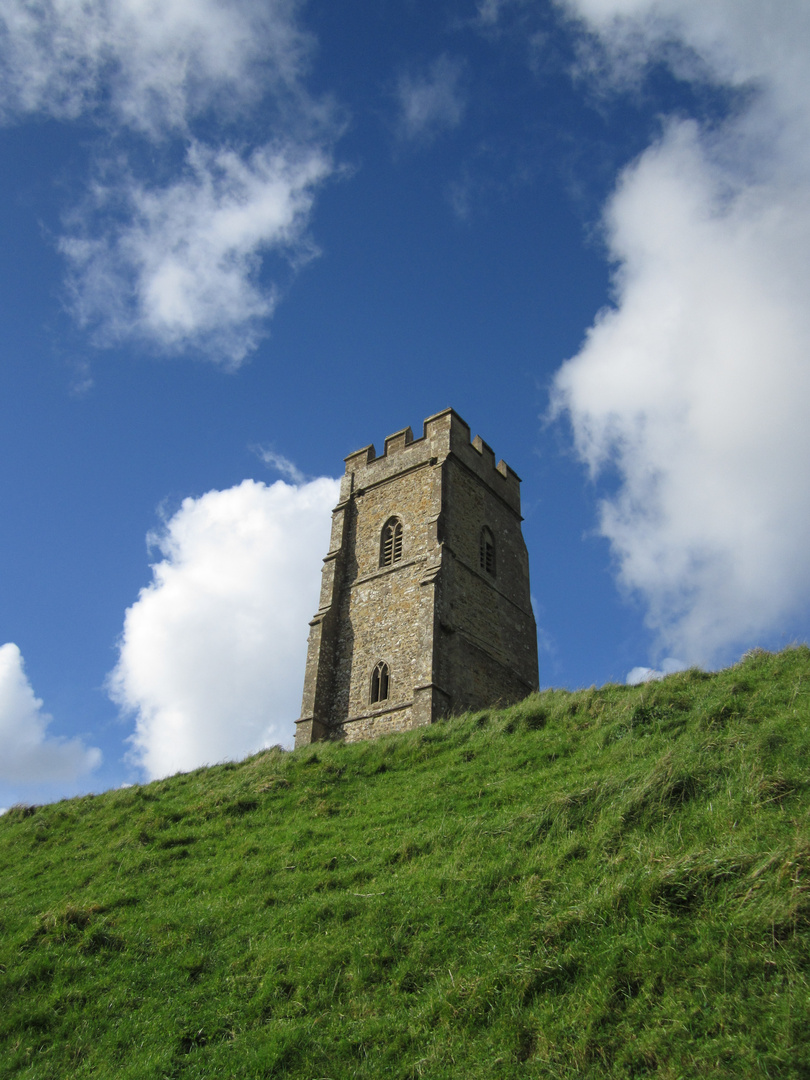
[294,409,538,747]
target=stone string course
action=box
[295,408,539,747]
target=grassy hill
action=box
[2,647,809,1079]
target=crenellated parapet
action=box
[341,408,522,515]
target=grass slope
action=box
[2,647,809,1079]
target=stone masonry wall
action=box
[433,451,538,716]
[295,408,538,747]
[330,484,435,727]
[311,424,443,737]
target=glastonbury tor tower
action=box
[294,409,539,747]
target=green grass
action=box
[2,646,810,1078]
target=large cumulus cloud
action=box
[552,0,810,664]
[109,476,338,779]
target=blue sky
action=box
[2,0,810,808]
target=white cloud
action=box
[109,475,339,780]
[626,658,685,685]
[254,446,307,485]
[560,0,810,110]
[475,0,514,27]
[60,141,331,367]
[0,643,101,785]
[397,55,466,142]
[552,0,810,665]
[0,0,337,362]
[0,0,310,136]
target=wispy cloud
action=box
[0,0,310,136]
[476,0,504,26]
[61,141,331,367]
[109,476,339,780]
[396,55,466,143]
[0,643,101,793]
[0,0,338,366]
[253,446,307,485]
[552,0,810,665]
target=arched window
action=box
[380,517,403,567]
[480,526,496,577]
[370,661,390,704]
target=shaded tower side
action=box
[433,421,539,715]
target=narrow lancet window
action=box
[380,517,403,566]
[370,661,390,704]
[480,526,496,577]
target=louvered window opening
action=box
[480,528,496,576]
[381,518,403,566]
[371,661,390,704]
